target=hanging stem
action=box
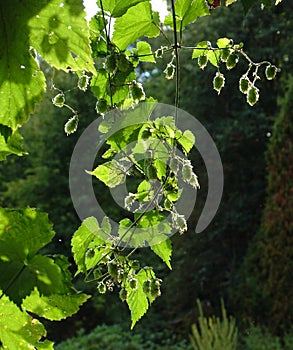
[99,0,114,107]
[170,0,180,113]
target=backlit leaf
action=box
[164,0,209,30]
[102,0,148,17]
[150,238,172,269]
[0,129,25,161]
[88,160,126,188]
[0,292,54,349]
[22,288,89,321]
[28,0,95,73]
[112,2,160,50]
[71,217,108,275]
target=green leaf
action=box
[0,129,25,161]
[112,2,160,50]
[0,208,89,305]
[0,256,66,306]
[71,217,108,275]
[0,1,46,130]
[135,41,155,63]
[217,37,231,48]
[164,0,209,30]
[88,160,127,188]
[0,208,54,264]
[118,218,146,247]
[192,41,210,59]
[102,0,149,17]
[207,50,221,67]
[0,292,54,349]
[125,269,156,329]
[150,238,172,269]
[106,124,142,153]
[178,129,195,154]
[91,67,136,107]
[22,288,89,321]
[28,0,95,73]
[136,180,152,201]
[136,211,172,243]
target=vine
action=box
[67,0,278,329]
[0,0,281,347]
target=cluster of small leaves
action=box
[89,7,158,115]
[191,38,278,102]
[89,110,197,243]
[71,216,163,328]
[238,63,277,106]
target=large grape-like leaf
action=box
[28,0,95,73]
[112,2,160,50]
[164,0,209,30]
[0,208,76,304]
[0,1,46,130]
[22,288,89,321]
[0,292,54,350]
[0,0,95,147]
[102,0,148,17]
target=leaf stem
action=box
[0,265,26,299]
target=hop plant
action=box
[97,281,107,294]
[77,74,90,91]
[213,72,225,95]
[164,62,175,80]
[265,64,277,80]
[64,115,78,136]
[190,173,200,189]
[198,55,208,70]
[221,48,230,62]
[105,54,117,73]
[226,53,239,70]
[239,76,250,94]
[171,211,187,234]
[129,277,138,290]
[119,288,128,301]
[93,268,102,280]
[150,279,161,298]
[107,260,118,278]
[85,248,95,259]
[155,46,165,58]
[96,98,108,115]
[130,260,140,271]
[182,163,193,181]
[52,93,65,108]
[247,85,259,106]
[142,279,152,294]
[117,54,130,72]
[169,157,179,174]
[117,268,128,283]
[130,81,145,101]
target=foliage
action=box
[55,323,192,350]
[235,76,293,334]
[237,325,293,350]
[0,207,89,349]
[0,0,283,347]
[189,299,237,350]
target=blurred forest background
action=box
[0,1,292,349]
